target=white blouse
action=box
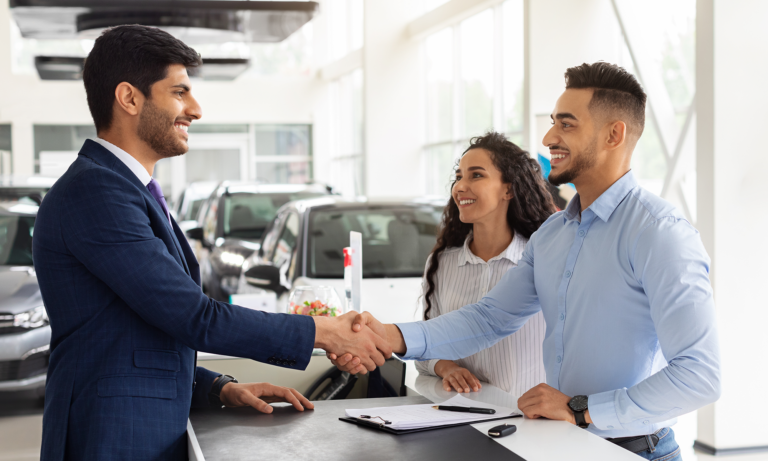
[415,232,547,397]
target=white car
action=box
[235,197,445,325]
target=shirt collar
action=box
[562,170,639,223]
[91,137,152,187]
[458,231,525,266]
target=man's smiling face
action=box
[542,88,600,186]
[136,63,202,159]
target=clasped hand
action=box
[314,311,392,374]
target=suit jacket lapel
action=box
[79,140,190,276]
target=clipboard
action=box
[339,415,520,435]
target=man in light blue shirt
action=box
[331,62,720,460]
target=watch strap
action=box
[208,374,238,407]
[573,409,588,428]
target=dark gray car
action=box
[0,201,49,395]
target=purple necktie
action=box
[147,178,172,226]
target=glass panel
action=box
[271,212,300,267]
[503,0,525,136]
[308,207,443,278]
[460,9,494,138]
[184,149,242,183]
[188,124,249,134]
[0,125,11,152]
[246,22,314,77]
[425,28,454,144]
[254,125,311,157]
[632,120,667,196]
[254,161,311,184]
[0,214,35,266]
[33,125,96,174]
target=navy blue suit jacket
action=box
[33,140,315,460]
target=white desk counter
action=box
[411,375,640,461]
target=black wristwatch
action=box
[568,395,589,428]
[208,374,238,408]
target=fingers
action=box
[455,373,471,393]
[239,391,273,414]
[289,388,315,410]
[462,370,481,392]
[446,375,463,393]
[272,386,306,411]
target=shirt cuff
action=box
[393,322,427,359]
[588,389,623,431]
[427,359,440,376]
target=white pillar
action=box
[694,0,768,457]
[363,0,423,197]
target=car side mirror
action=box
[244,265,287,296]
[186,227,212,249]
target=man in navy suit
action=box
[33,25,390,460]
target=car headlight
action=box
[0,306,49,330]
[220,251,246,267]
[220,276,240,295]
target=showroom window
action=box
[422,0,524,196]
[328,69,364,198]
[613,0,696,222]
[33,125,96,176]
[0,125,11,175]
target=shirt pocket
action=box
[97,375,177,400]
[133,349,180,372]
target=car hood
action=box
[216,238,261,254]
[0,266,43,314]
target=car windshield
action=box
[184,198,206,221]
[0,214,35,266]
[223,192,326,240]
[308,206,443,278]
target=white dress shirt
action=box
[414,232,546,397]
[91,137,152,186]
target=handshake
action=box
[312,311,406,374]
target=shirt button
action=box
[559,313,565,321]
[565,271,572,278]
[556,356,562,363]
[578,230,585,237]
[608,425,614,429]
[643,420,649,425]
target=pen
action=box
[432,405,496,414]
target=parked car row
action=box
[233,197,444,324]
[0,177,446,397]
[0,177,56,396]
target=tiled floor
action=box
[0,389,766,461]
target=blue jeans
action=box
[634,428,682,461]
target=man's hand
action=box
[434,360,482,393]
[325,311,406,374]
[517,383,592,425]
[219,381,314,414]
[314,311,392,374]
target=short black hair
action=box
[564,62,647,139]
[83,25,202,132]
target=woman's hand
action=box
[434,360,482,393]
[219,382,315,414]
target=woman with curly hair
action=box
[415,131,557,396]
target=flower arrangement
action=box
[289,300,339,317]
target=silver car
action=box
[0,201,49,395]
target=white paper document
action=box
[345,394,520,430]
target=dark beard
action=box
[137,99,187,159]
[548,139,597,186]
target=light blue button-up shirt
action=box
[396,171,721,438]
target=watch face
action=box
[569,395,589,412]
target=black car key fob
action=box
[488,424,517,438]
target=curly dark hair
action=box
[423,132,556,320]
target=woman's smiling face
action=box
[452,148,512,225]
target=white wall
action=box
[696,0,768,454]
[0,0,322,176]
